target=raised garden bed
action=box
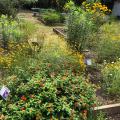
[94,103,120,120]
[53,27,120,119]
[37,9,65,26]
[38,17,65,26]
[53,27,67,38]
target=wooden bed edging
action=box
[94,103,120,116]
[53,28,67,38]
[37,17,64,26]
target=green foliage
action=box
[0,15,37,50]
[96,112,106,120]
[0,67,96,119]
[0,15,24,49]
[19,20,38,40]
[0,0,38,17]
[0,0,17,17]
[0,40,96,119]
[39,10,65,25]
[66,1,98,52]
[54,0,69,11]
[102,60,120,96]
[96,39,120,62]
[18,0,38,4]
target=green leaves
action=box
[0,15,24,49]
[0,68,96,119]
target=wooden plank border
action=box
[53,28,67,38]
[94,103,120,116]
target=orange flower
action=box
[47,63,52,67]
[62,76,67,80]
[82,110,88,118]
[40,83,44,87]
[92,104,97,108]
[50,72,55,78]
[83,110,88,114]
[30,94,35,98]
[21,95,27,101]
[21,107,26,111]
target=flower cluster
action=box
[82,2,111,14]
[0,51,13,68]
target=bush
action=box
[0,15,24,50]
[102,60,120,96]
[66,1,98,52]
[39,10,65,25]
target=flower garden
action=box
[0,0,120,120]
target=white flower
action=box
[109,74,112,76]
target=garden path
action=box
[18,11,69,54]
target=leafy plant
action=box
[0,70,96,120]
[66,1,99,52]
[96,112,106,120]
[0,37,96,119]
[102,60,120,96]
[0,0,17,17]
[39,10,65,25]
[96,38,120,62]
[0,15,24,50]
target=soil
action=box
[86,66,120,106]
[108,114,120,120]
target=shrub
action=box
[39,10,65,25]
[81,1,111,25]
[102,60,120,96]
[0,15,24,50]
[52,0,69,11]
[66,1,98,52]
